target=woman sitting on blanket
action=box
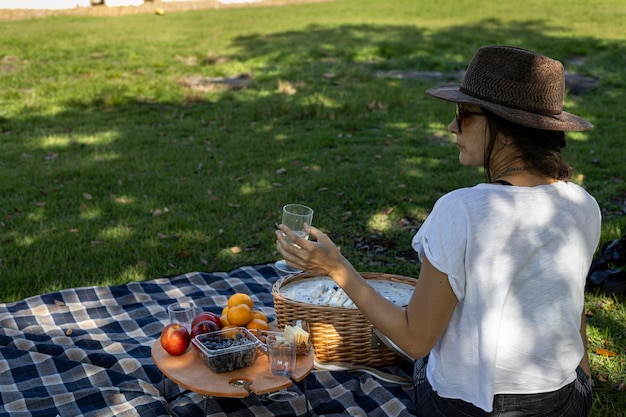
[276,45,600,417]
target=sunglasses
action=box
[455,105,485,133]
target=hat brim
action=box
[427,85,593,132]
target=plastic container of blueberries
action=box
[192,327,262,373]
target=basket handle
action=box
[371,328,414,363]
[313,359,413,385]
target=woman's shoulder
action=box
[429,185,490,214]
[436,181,597,202]
[558,181,601,209]
[436,184,496,202]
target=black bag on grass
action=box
[586,233,626,295]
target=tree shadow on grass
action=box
[0,18,624,301]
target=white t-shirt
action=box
[412,181,601,412]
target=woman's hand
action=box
[275,224,349,278]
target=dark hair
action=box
[481,108,573,182]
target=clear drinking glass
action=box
[266,333,298,401]
[275,203,314,274]
[167,301,197,331]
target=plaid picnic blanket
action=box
[0,263,416,417]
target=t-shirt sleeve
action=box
[412,192,469,301]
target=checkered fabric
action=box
[0,263,416,416]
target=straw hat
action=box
[426,45,593,131]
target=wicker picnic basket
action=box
[271,271,416,367]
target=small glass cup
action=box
[275,203,314,274]
[266,333,298,401]
[167,301,197,331]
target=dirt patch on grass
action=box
[0,0,329,21]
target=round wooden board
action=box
[152,340,314,398]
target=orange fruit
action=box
[227,304,253,326]
[221,305,230,316]
[227,293,254,309]
[220,314,230,327]
[246,318,270,331]
[251,310,268,323]
[221,325,239,338]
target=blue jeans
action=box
[413,357,592,417]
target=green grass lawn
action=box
[1,0,625,414]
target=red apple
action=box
[190,320,219,339]
[191,312,222,330]
[160,323,191,356]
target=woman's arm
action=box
[275,225,458,359]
